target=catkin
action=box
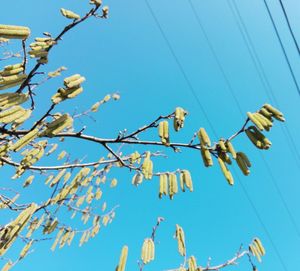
[253,237,265,256]
[52,74,85,103]
[19,240,33,259]
[141,152,153,179]
[116,246,128,271]
[42,114,73,137]
[174,107,187,131]
[60,8,80,20]
[0,24,30,39]
[168,173,178,199]
[10,128,39,152]
[179,170,193,192]
[0,203,37,256]
[236,152,251,176]
[158,120,170,145]
[141,238,155,264]
[132,172,143,186]
[188,256,197,271]
[175,224,186,256]
[198,128,213,167]
[218,157,234,185]
[245,126,271,150]
[159,174,168,198]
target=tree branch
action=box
[0,151,165,171]
[16,4,102,93]
[165,249,250,271]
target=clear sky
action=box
[1,0,300,270]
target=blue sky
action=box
[1,0,300,270]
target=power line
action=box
[278,0,300,56]
[144,0,289,269]
[230,0,300,171]
[259,152,300,237]
[190,0,300,240]
[262,0,300,96]
[186,1,291,270]
[233,168,290,271]
[143,0,218,138]
[227,0,300,237]
[145,0,290,269]
[184,0,244,116]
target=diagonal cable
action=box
[278,0,300,56]
[263,0,300,96]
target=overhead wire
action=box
[231,167,290,271]
[228,0,300,237]
[144,0,218,138]
[230,0,300,170]
[186,0,300,239]
[144,0,289,269]
[278,0,300,56]
[186,0,292,270]
[262,0,300,96]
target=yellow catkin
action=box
[198,128,211,146]
[42,114,73,136]
[132,172,143,186]
[19,240,33,259]
[245,126,271,150]
[0,204,37,256]
[141,238,154,264]
[1,262,12,271]
[247,112,264,131]
[117,245,128,271]
[168,173,178,200]
[159,174,168,198]
[236,152,251,176]
[0,24,30,39]
[180,170,193,192]
[10,128,39,152]
[217,157,234,185]
[174,107,186,131]
[158,121,169,145]
[23,175,34,188]
[249,244,262,262]
[253,237,265,256]
[263,104,285,121]
[110,178,118,188]
[60,8,80,20]
[57,150,67,160]
[14,109,31,125]
[200,148,213,167]
[90,0,102,6]
[175,224,186,256]
[188,256,197,271]
[141,152,153,179]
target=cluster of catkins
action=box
[159,170,193,199]
[249,237,266,263]
[0,92,31,126]
[29,37,56,64]
[158,107,187,145]
[0,63,27,90]
[197,104,285,185]
[52,74,85,104]
[0,204,37,259]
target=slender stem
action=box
[0,151,164,171]
[16,5,101,93]
[165,250,250,271]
